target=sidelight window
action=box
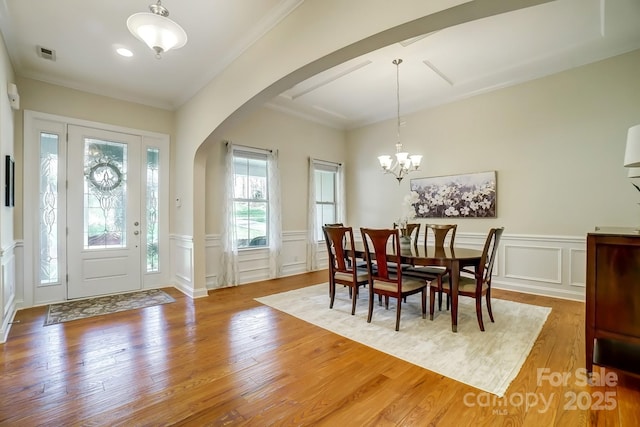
[146,148,160,272]
[39,132,60,285]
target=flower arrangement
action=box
[395,217,410,237]
[396,191,420,237]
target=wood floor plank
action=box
[1,271,639,425]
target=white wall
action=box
[14,77,175,241]
[172,107,346,289]
[345,49,640,300]
[183,48,640,301]
[206,108,346,233]
[174,0,551,294]
[0,30,16,342]
[347,49,640,234]
[10,32,639,310]
[12,80,176,309]
[6,2,633,311]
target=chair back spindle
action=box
[424,224,457,249]
[323,226,353,273]
[362,228,401,282]
[479,227,504,284]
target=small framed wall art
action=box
[5,155,14,207]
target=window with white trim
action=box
[233,149,269,248]
[314,163,338,240]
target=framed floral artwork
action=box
[409,171,496,218]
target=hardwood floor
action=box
[2,271,639,426]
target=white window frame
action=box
[314,162,339,241]
[232,148,270,249]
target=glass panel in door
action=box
[67,125,141,299]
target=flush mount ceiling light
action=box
[127,0,187,59]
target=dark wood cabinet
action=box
[586,227,640,377]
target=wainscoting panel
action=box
[281,231,308,277]
[493,234,585,300]
[1,244,17,343]
[503,245,562,284]
[3,253,15,316]
[193,231,586,301]
[238,248,271,284]
[204,235,221,289]
[172,235,194,294]
[203,232,311,289]
[569,248,586,288]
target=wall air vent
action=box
[36,45,56,61]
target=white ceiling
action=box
[1,0,640,130]
[0,0,303,109]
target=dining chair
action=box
[423,223,457,250]
[324,223,368,269]
[360,227,428,331]
[323,225,369,315]
[429,227,504,331]
[405,224,457,310]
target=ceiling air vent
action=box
[36,45,56,61]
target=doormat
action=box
[44,289,175,326]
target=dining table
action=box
[347,241,483,332]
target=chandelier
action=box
[377,59,422,183]
[127,0,188,59]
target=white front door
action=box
[67,125,142,299]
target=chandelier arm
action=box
[381,162,407,184]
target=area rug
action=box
[44,289,175,326]
[255,283,551,397]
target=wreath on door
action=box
[86,161,123,192]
